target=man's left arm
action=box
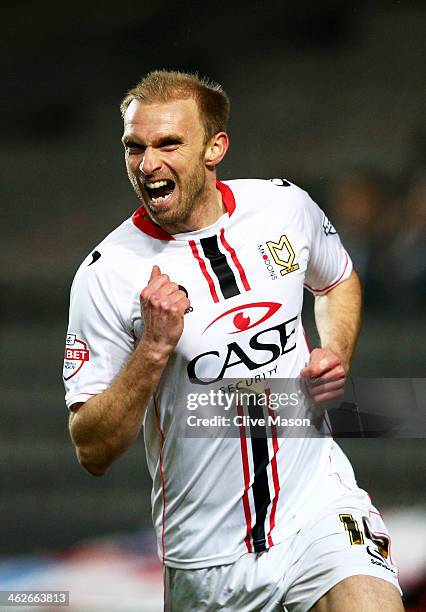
[300,270,362,403]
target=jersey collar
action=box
[132,180,236,241]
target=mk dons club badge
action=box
[266,235,300,276]
[63,333,90,380]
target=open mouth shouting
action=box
[144,179,176,205]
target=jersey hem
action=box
[160,528,297,570]
[162,546,246,570]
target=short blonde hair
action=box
[120,70,230,143]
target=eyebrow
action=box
[157,134,184,146]
[121,134,184,147]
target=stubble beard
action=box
[131,156,207,230]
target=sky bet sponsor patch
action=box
[63,333,90,380]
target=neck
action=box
[162,179,225,235]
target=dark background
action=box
[1,0,424,590]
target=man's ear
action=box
[205,132,229,168]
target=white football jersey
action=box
[64,179,355,569]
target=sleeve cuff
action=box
[304,252,353,295]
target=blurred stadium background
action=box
[1,1,425,610]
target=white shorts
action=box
[164,489,401,612]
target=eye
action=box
[124,142,145,154]
[160,140,181,151]
[203,302,282,335]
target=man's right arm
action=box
[68,265,189,476]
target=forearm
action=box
[69,340,171,475]
[314,270,362,371]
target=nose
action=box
[139,146,162,176]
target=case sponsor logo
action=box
[188,302,298,385]
[63,334,90,380]
[203,302,281,335]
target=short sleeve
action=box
[63,261,134,409]
[302,194,353,295]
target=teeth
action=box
[151,192,173,203]
[146,180,168,189]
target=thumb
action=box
[150,265,161,280]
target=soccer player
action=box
[64,71,404,611]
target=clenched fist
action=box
[139,265,190,356]
[300,347,347,404]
